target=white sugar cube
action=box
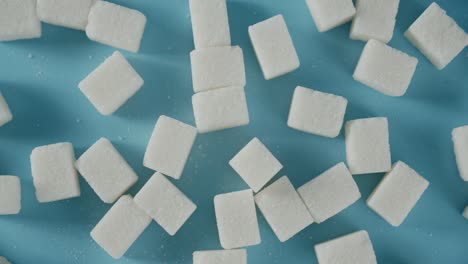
[345,117,391,175]
[0,92,12,127]
[288,86,348,138]
[229,138,282,192]
[134,173,197,236]
[192,86,249,133]
[405,3,468,70]
[214,189,261,249]
[305,0,356,32]
[452,126,468,181]
[0,176,21,215]
[463,206,468,220]
[91,195,151,259]
[248,15,300,80]
[37,0,96,30]
[143,116,197,179]
[75,138,138,203]
[0,257,11,264]
[79,51,144,115]
[314,230,377,264]
[0,0,41,41]
[190,46,246,93]
[350,0,399,43]
[255,176,314,242]
[298,163,361,223]
[86,1,146,52]
[353,39,418,96]
[31,143,80,203]
[193,249,247,264]
[367,161,429,226]
[189,0,231,49]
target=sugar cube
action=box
[350,0,399,43]
[452,126,468,181]
[463,206,468,220]
[297,163,361,223]
[143,116,197,179]
[79,51,144,115]
[91,195,151,259]
[345,117,391,174]
[229,138,282,192]
[288,86,348,138]
[367,161,429,226]
[353,40,418,96]
[0,176,21,215]
[314,230,377,264]
[189,0,231,49]
[192,86,249,133]
[214,189,261,249]
[190,46,246,93]
[305,0,356,32]
[75,138,138,203]
[134,173,197,236]
[0,92,12,127]
[193,249,247,264]
[248,15,300,80]
[0,257,11,264]
[0,0,41,41]
[31,143,80,203]
[255,176,314,242]
[37,0,96,30]
[405,3,468,70]
[86,1,146,52]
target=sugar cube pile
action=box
[314,230,377,264]
[75,138,138,203]
[367,161,429,226]
[229,138,283,192]
[134,173,197,236]
[31,142,80,203]
[0,0,41,41]
[306,0,356,32]
[193,249,247,264]
[298,163,361,223]
[0,176,21,215]
[0,92,12,127]
[37,0,96,30]
[255,176,314,242]
[452,126,468,181]
[288,86,348,138]
[0,257,11,264]
[143,115,197,179]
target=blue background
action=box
[0,0,467,263]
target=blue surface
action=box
[0,0,467,263]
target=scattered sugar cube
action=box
[214,189,261,249]
[134,173,196,235]
[143,116,197,179]
[37,0,96,30]
[367,161,429,226]
[91,195,151,259]
[31,143,80,203]
[463,206,468,220]
[305,0,356,32]
[314,230,377,264]
[248,15,300,80]
[229,138,283,192]
[86,1,146,52]
[405,3,468,70]
[75,138,138,203]
[0,92,12,127]
[353,40,418,96]
[190,46,246,93]
[350,0,399,43]
[0,176,21,215]
[345,117,391,174]
[297,163,361,223]
[255,176,314,242]
[452,126,468,181]
[189,0,231,49]
[192,86,249,133]
[79,51,144,115]
[0,0,41,41]
[0,257,11,264]
[287,86,348,138]
[193,249,247,264]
